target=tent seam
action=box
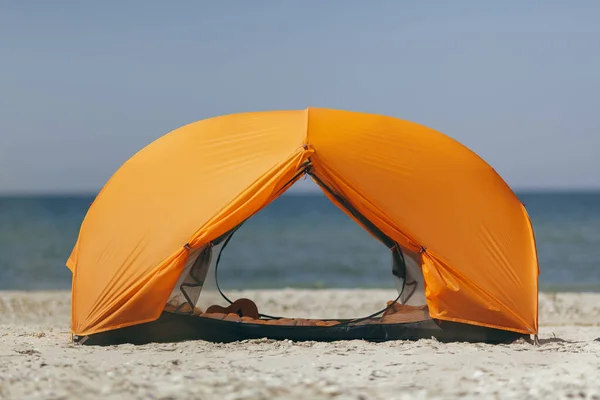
[304,107,310,148]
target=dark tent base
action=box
[76,312,527,346]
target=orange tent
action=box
[67,108,539,339]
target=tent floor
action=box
[78,312,527,346]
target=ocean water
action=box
[0,191,599,292]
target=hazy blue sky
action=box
[1,1,599,194]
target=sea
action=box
[0,191,599,292]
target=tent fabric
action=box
[67,107,539,337]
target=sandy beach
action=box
[1,289,599,400]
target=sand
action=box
[0,289,599,400]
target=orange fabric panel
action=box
[71,110,308,335]
[421,254,534,333]
[187,149,312,250]
[309,159,422,253]
[308,169,419,252]
[307,108,538,334]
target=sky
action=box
[1,1,599,194]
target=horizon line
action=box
[1,186,600,198]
